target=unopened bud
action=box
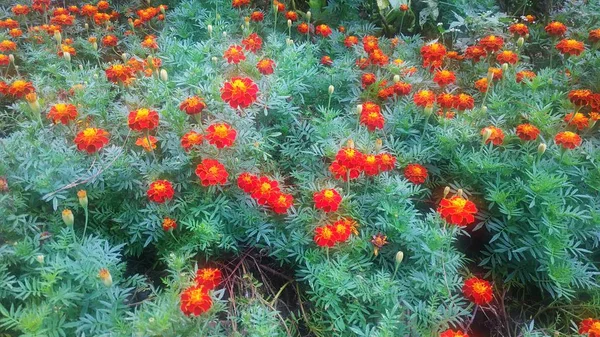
[146,55,154,67]
[216,14,221,20]
[77,190,88,208]
[222,31,227,38]
[160,6,165,14]
[36,254,45,264]
[160,69,168,81]
[525,33,529,40]
[517,37,524,47]
[8,54,14,63]
[92,41,98,50]
[63,52,71,62]
[307,11,311,20]
[457,189,464,197]
[286,38,293,46]
[537,143,547,156]
[62,209,74,226]
[128,18,134,30]
[98,268,113,287]
[85,23,89,30]
[375,138,383,151]
[328,85,334,95]
[443,186,451,198]
[501,63,508,72]
[395,251,404,264]
[357,104,363,115]
[121,53,128,62]
[424,105,433,116]
[482,127,493,143]
[482,106,488,113]
[212,56,218,63]
[54,30,62,44]
[486,69,494,82]
[347,139,355,149]
[287,19,292,28]
[207,24,213,35]
[79,64,83,71]
[244,17,250,23]
[393,74,400,83]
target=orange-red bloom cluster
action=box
[74,127,110,153]
[257,58,275,75]
[237,173,294,214]
[420,42,446,69]
[360,101,384,131]
[147,180,174,203]
[195,159,228,186]
[580,318,600,337]
[179,96,207,115]
[329,147,396,180]
[433,70,456,86]
[128,108,159,131]
[313,218,356,247]
[223,44,245,64]
[545,21,567,36]
[440,330,469,337]
[241,33,262,53]
[437,195,478,226]
[479,35,504,52]
[404,164,428,184]
[515,123,540,141]
[556,39,585,56]
[205,122,237,148]
[314,188,342,213]
[180,131,203,151]
[47,103,78,124]
[481,126,505,145]
[180,267,221,317]
[555,131,582,149]
[315,24,332,37]
[462,277,493,305]
[221,77,258,109]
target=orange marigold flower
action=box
[453,93,474,110]
[102,35,118,47]
[51,13,75,25]
[377,152,396,171]
[445,51,463,61]
[329,160,360,181]
[515,123,540,141]
[68,5,79,13]
[314,225,337,247]
[332,218,354,242]
[241,33,262,53]
[285,11,298,21]
[81,4,98,17]
[257,58,275,75]
[320,56,333,66]
[0,177,8,192]
[336,147,364,169]
[12,4,30,15]
[462,277,493,305]
[590,112,600,121]
[361,73,376,88]
[195,159,228,186]
[437,195,478,226]
[223,44,245,64]
[404,163,428,184]
[74,127,110,153]
[141,35,158,49]
[274,0,285,12]
[363,35,379,53]
[568,89,593,106]
[1,19,20,29]
[360,101,384,131]
[400,4,409,11]
[556,39,585,56]
[496,50,518,64]
[508,23,529,36]
[481,126,505,145]
[251,177,280,205]
[579,318,600,337]
[479,35,504,52]
[250,11,264,22]
[545,21,567,36]
[181,131,203,151]
[361,154,381,176]
[195,268,222,290]
[179,96,206,115]
[344,35,359,48]
[564,112,589,130]
[589,29,600,43]
[232,0,250,7]
[315,24,332,37]
[356,57,370,69]
[147,180,174,203]
[0,40,17,52]
[393,82,412,96]
[237,172,258,193]
[464,45,487,62]
[371,233,388,256]
[413,89,436,107]
[58,44,76,57]
[314,188,342,213]
[220,77,259,109]
[474,78,489,93]
[516,70,536,83]
[47,103,78,124]
[162,217,177,231]
[555,131,582,149]
[440,329,468,337]
[9,29,23,38]
[369,48,389,66]
[180,285,212,316]
[97,0,109,10]
[297,22,309,34]
[420,42,446,62]
[437,93,456,109]
[268,192,294,214]
[488,67,503,80]
[0,54,9,66]
[135,136,158,151]
[433,70,456,86]
[523,14,535,23]
[94,12,111,25]
[8,80,35,99]
[206,122,237,148]
[105,64,135,83]
[128,108,159,131]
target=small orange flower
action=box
[74,128,110,153]
[361,154,381,176]
[0,55,8,66]
[344,35,359,48]
[314,188,342,213]
[105,64,135,84]
[568,89,593,106]
[297,22,309,34]
[250,11,264,22]
[9,80,35,99]
[515,123,540,141]
[180,285,212,316]
[195,159,228,186]
[445,51,463,61]
[58,44,76,57]
[147,180,175,203]
[128,108,159,131]
[413,89,436,107]
[9,29,23,38]
[464,45,487,62]
[370,233,388,256]
[404,164,428,184]
[285,11,298,21]
[93,12,111,25]
[232,0,250,7]
[555,131,582,149]
[268,192,294,214]
[220,77,259,109]
[368,48,389,66]
[314,225,336,247]
[135,136,158,151]
[47,103,78,124]
[377,152,396,171]
[241,33,262,53]
[181,131,203,151]
[508,23,529,36]
[195,268,222,290]
[454,93,474,111]
[257,58,275,75]
[440,329,469,337]
[320,56,333,66]
[179,96,207,115]
[355,57,370,69]
[329,160,360,181]
[474,78,489,93]
[237,173,258,193]
[481,126,505,145]
[579,318,600,337]
[363,35,379,53]
[335,147,364,169]
[400,4,409,11]
[360,101,384,131]
[433,70,456,86]
[462,277,493,305]
[81,4,98,17]
[589,29,600,43]
[437,196,478,226]
[315,24,332,37]
[393,82,412,96]
[12,4,30,15]
[564,112,589,130]
[361,73,376,88]
[437,93,456,109]
[516,70,536,83]
[420,42,446,65]
[162,217,177,231]
[0,40,17,52]
[545,21,567,36]
[206,122,237,148]
[479,35,504,52]
[556,39,585,56]
[496,50,518,64]
[102,35,118,47]
[251,177,280,205]
[141,35,158,49]
[223,45,245,64]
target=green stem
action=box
[82,207,89,240]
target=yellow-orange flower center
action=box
[323,190,334,199]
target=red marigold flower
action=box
[285,11,298,21]
[102,35,118,47]
[232,0,250,8]
[508,23,529,36]
[555,131,582,149]
[93,12,111,25]
[0,40,17,52]
[320,55,333,66]
[74,127,110,153]
[545,21,567,36]
[97,0,109,10]
[251,177,280,205]
[515,123,540,141]
[181,131,203,151]
[179,96,207,115]
[377,152,396,171]
[589,29,600,43]
[400,4,409,11]
[105,64,135,84]
[361,73,376,88]
[8,28,21,38]
[361,154,381,176]
[250,11,264,22]
[314,225,336,247]
[344,35,359,48]
[50,13,75,25]
[237,172,258,193]
[481,126,505,145]
[556,39,585,56]
[523,14,535,23]
[147,180,174,203]
[297,22,309,34]
[568,89,593,106]
[369,48,389,66]
[12,4,30,15]
[462,277,493,305]
[58,44,76,57]
[393,82,412,96]
[206,122,237,148]
[141,35,158,49]
[564,112,589,130]
[314,188,342,213]
[268,192,294,214]
[496,50,518,64]
[223,45,245,64]
[335,147,364,169]
[445,51,463,61]
[274,0,285,12]
[241,33,262,53]
[440,329,469,337]
[474,78,489,93]
[579,318,600,337]
[404,163,428,184]
[8,79,35,99]
[0,54,9,67]
[479,35,504,52]
[371,232,388,256]
[331,218,354,242]
[420,42,446,62]
[315,24,332,37]
[453,93,474,110]
[195,159,228,186]
[1,19,20,29]
[195,268,222,290]
[128,108,159,131]
[437,93,456,109]
[180,285,212,316]
[356,57,370,69]
[162,217,177,231]
[464,45,487,63]
[135,136,158,151]
[378,86,395,100]
[257,58,275,75]
[47,103,78,124]
[68,5,79,13]
[433,70,456,86]
[329,160,360,181]
[363,35,379,53]
[360,101,384,131]
[516,70,536,83]
[437,195,478,226]
[488,67,503,80]
[413,89,436,107]
[220,77,259,109]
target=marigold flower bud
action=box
[525,34,530,39]
[328,85,334,95]
[393,74,400,83]
[85,23,89,30]
[92,41,98,50]
[424,105,433,116]
[501,63,509,72]
[160,69,168,81]
[26,93,41,114]
[395,251,404,264]
[216,14,221,19]
[77,190,88,208]
[537,143,547,156]
[287,19,292,28]
[98,268,113,287]
[457,189,464,197]
[63,52,71,62]
[443,186,451,198]
[54,31,62,44]
[36,254,45,264]
[347,139,355,149]
[211,56,218,63]
[222,31,227,38]
[307,11,311,20]
[486,69,495,82]
[517,37,524,47]
[62,209,74,226]
[128,18,134,30]
[357,104,363,115]
[121,53,128,62]
[482,106,488,113]
[375,138,383,151]
[8,54,14,63]
[207,24,213,35]
[79,65,83,71]
[482,127,493,143]
[286,38,293,46]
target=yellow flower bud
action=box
[160,69,168,81]
[443,186,451,198]
[537,143,547,156]
[357,104,363,115]
[328,85,334,95]
[36,254,45,264]
[395,251,404,264]
[393,74,400,83]
[77,190,88,208]
[98,268,113,287]
[482,127,493,143]
[62,209,74,226]
[501,63,509,72]
[347,139,355,149]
